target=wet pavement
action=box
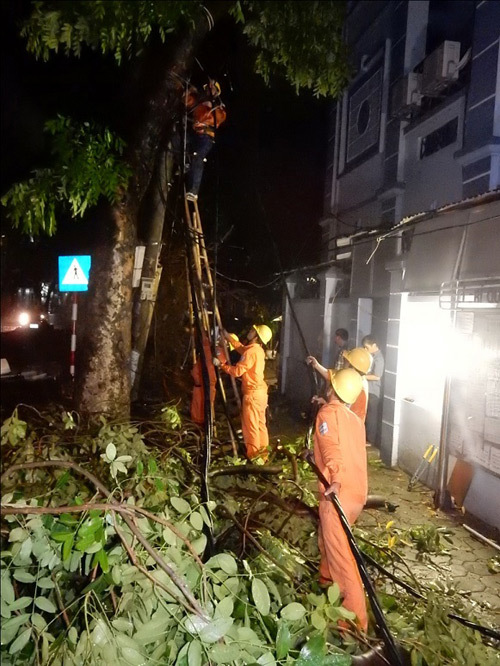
[359,447,500,623]
[268,405,500,628]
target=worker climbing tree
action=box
[183,78,227,201]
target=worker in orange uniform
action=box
[307,347,371,422]
[184,79,227,201]
[341,348,371,423]
[213,325,272,461]
[313,368,368,631]
[190,333,217,425]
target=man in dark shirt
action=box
[333,328,350,370]
[362,334,385,446]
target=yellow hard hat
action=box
[227,333,239,351]
[343,347,371,374]
[253,324,272,345]
[205,79,221,95]
[331,368,363,404]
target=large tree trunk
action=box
[75,202,136,419]
[74,22,211,419]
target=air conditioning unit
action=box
[421,40,461,97]
[391,72,422,119]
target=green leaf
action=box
[252,578,271,616]
[192,535,207,555]
[257,653,276,666]
[1,576,15,604]
[311,610,327,631]
[37,577,55,589]
[13,570,36,583]
[189,512,204,531]
[296,635,326,665]
[280,602,306,622]
[188,639,202,666]
[327,583,340,605]
[199,618,233,644]
[120,646,147,665]
[336,606,356,621]
[171,496,190,514]
[30,613,47,632]
[206,553,238,576]
[62,534,74,561]
[323,656,352,665]
[2,613,30,633]
[215,596,234,619]
[34,596,57,613]
[209,643,242,664]
[9,627,31,655]
[276,620,291,659]
[7,597,32,611]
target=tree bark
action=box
[74,21,211,419]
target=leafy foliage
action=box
[20,1,204,64]
[1,115,131,236]
[234,1,350,97]
[0,408,358,665]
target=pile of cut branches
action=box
[1,406,498,665]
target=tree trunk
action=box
[75,202,136,419]
[73,23,210,419]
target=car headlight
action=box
[18,312,30,327]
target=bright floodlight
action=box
[18,312,30,327]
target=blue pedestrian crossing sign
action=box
[58,255,91,292]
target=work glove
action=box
[213,357,222,367]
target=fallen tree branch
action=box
[1,460,207,619]
[217,505,296,582]
[1,501,204,569]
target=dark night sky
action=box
[1,3,329,288]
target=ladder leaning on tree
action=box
[183,192,242,455]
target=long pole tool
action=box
[303,450,405,666]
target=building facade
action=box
[280,0,500,529]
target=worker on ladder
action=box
[214,325,272,462]
[190,331,217,425]
[313,368,368,631]
[184,79,227,201]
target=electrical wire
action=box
[216,271,281,289]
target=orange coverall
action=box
[314,400,368,631]
[190,338,217,425]
[219,339,269,460]
[350,378,369,423]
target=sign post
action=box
[58,256,91,379]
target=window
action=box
[346,68,383,164]
[419,117,458,159]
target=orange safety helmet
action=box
[342,347,371,374]
[331,368,363,404]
